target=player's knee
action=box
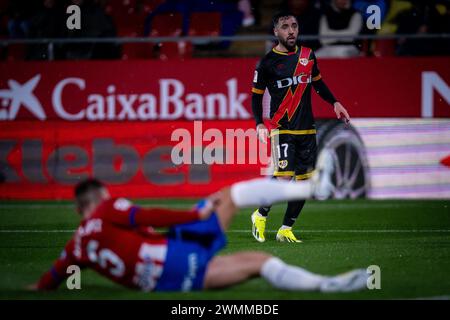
[253,251,273,261]
[239,251,273,265]
[216,187,237,214]
[246,252,273,276]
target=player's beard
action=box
[279,36,297,52]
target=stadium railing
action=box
[1,33,449,60]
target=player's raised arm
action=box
[311,51,351,123]
[102,198,205,228]
[34,239,78,290]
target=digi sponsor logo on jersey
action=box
[276,74,312,89]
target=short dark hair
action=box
[74,178,106,214]
[74,178,104,199]
[272,11,296,28]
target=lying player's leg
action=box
[158,176,333,292]
[203,251,270,289]
[210,187,238,231]
[229,177,315,208]
[203,251,368,292]
[197,165,333,237]
[208,176,316,234]
[202,171,363,293]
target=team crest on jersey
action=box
[278,160,288,169]
[299,58,309,66]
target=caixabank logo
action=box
[0,75,46,120]
[0,74,251,121]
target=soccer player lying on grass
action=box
[31,172,367,293]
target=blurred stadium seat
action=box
[106,0,137,26]
[373,39,397,57]
[189,12,221,37]
[118,23,151,60]
[141,0,166,13]
[6,43,26,61]
[150,12,187,60]
[105,0,168,60]
[186,12,222,57]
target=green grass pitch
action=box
[1,199,449,299]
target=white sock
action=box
[261,257,326,291]
[230,178,312,208]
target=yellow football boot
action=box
[251,210,266,242]
[276,227,302,243]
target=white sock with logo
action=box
[230,178,312,208]
[261,257,326,291]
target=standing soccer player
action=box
[251,11,351,243]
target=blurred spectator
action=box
[64,0,120,60]
[238,0,255,27]
[247,0,262,27]
[316,0,363,57]
[351,0,388,57]
[377,0,410,35]
[279,0,322,50]
[395,0,450,56]
[0,3,7,60]
[436,1,450,54]
[6,0,39,38]
[144,0,243,37]
[353,0,388,26]
[0,2,8,37]
[26,0,65,60]
[143,0,189,36]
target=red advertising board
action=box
[1,57,449,199]
[0,120,268,199]
[0,57,449,121]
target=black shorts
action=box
[271,131,317,180]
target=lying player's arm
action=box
[127,207,203,228]
[34,240,78,290]
[102,199,208,228]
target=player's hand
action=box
[196,193,221,220]
[256,123,269,144]
[334,102,350,124]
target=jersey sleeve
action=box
[252,59,267,94]
[100,198,201,228]
[311,51,322,82]
[310,51,338,105]
[37,239,79,290]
